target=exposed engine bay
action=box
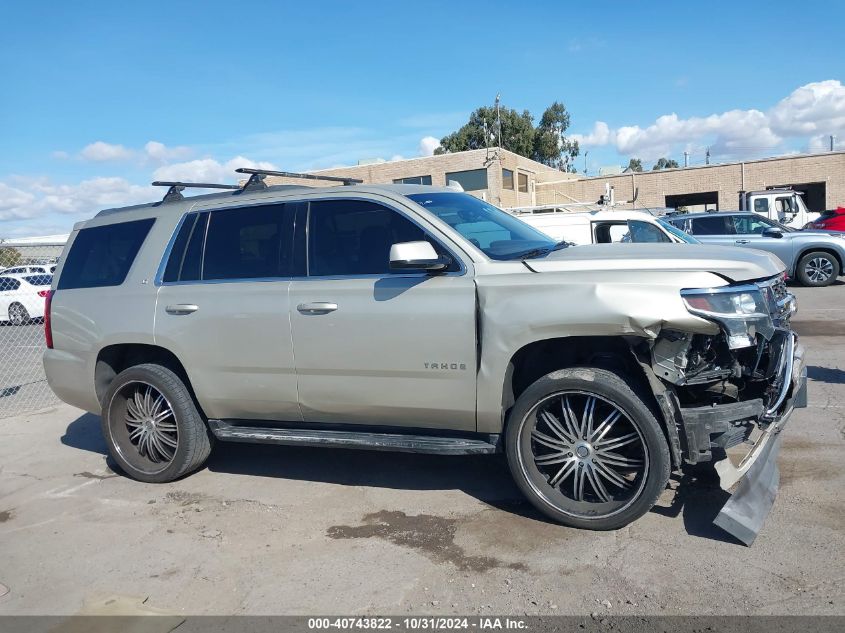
[649,274,801,465]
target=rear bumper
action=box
[43,348,100,413]
[677,334,807,545]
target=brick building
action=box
[265,148,579,208]
[266,148,845,213]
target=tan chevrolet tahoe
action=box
[43,168,807,544]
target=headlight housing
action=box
[681,286,774,349]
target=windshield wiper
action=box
[510,241,570,260]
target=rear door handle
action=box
[165,304,199,315]
[735,239,750,245]
[297,302,338,315]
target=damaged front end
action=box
[649,274,807,545]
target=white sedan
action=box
[0,273,52,325]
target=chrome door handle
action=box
[297,302,338,315]
[165,304,199,315]
[735,239,750,244]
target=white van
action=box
[510,208,697,245]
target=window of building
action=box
[202,204,294,280]
[393,175,432,185]
[445,169,488,192]
[502,169,514,190]
[58,218,155,290]
[308,200,433,276]
[517,172,529,193]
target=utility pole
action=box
[584,151,589,176]
[831,135,836,152]
[705,147,710,165]
[495,93,502,150]
[683,151,689,167]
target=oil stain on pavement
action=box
[328,510,527,572]
[0,509,13,523]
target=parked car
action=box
[2,265,53,275]
[43,175,806,543]
[511,208,699,245]
[804,207,845,233]
[0,273,52,325]
[667,211,845,287]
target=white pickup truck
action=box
[740,189,820,229]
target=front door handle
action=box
[735,239,750,245]
[297,302,338,315]
[165,304,199,315]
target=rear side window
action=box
[203,204,294,280]
[691,216,734,235]
[58,219,155,290]
[162,204,295,282]
[24,275,52,286]
[0,277,21,291]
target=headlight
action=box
[681,286,774,349]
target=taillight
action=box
[44,290,54,349]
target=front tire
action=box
[796,251,839,287]
[505,367,670,530]
[101,363,213,483]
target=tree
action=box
[435,106,535,158]
[626,158,643,172]
[436,99,579,172]
[532,102,579,173]
[0,246,22,268]
[652,157,680,170]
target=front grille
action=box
[757,274,794,325]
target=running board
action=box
[207,420,500,455]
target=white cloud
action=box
[152,156,276,184]
[571,122,614,147]
[418,136,440,156]
[80,141,134,162]
[0,176,154,227]
[571,80,845,161]
[143,141,193,163]
[51,150,69,160]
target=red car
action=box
[805,207,845,232]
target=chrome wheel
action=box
[521,391,649,518]
[805,257,834,284]
[109,381,179,474]
[8,303,28,326]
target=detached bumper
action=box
[679,334,807,545]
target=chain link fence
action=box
[0,241,64,418]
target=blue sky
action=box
[1,0,843,236]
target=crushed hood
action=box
[524,243,784,283]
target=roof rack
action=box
[152,181,240,203]
[235,167,364,190]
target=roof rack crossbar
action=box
[235,167,363,186]
[151,180,240,203]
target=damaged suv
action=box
[43,170,807,544]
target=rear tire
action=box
[8,303,29,326]
[796,251,839,287]
[505,366,670,530]
[101,363,213,483]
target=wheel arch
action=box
[95,343,202,415]
[796,246,844,274]
[501,335,680,467]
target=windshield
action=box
[406,192,560,260]
[657,218,701,244]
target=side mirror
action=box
[762,227,784,239]
[389,241,448,272]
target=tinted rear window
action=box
[24,275,52,286]
[691,216,734,235]
[58,218,155,290]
